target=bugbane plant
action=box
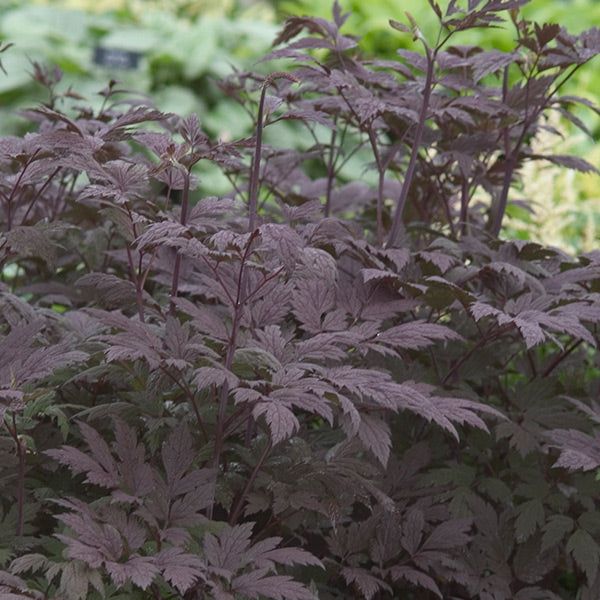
[1,2,600,599]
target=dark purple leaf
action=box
[376,321,463,350]
[341,567,391,600]
[389,566,442,598]
[357,413,391,466]
[546,429,600,471]
[104,555,158,589]
[253,401,300,445]
[155,548,206,593]
[232,570,317,600]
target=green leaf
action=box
[540,515,574,552]
[495,420,538,457]
[478,477,513,503]
[1,5,90,43]
[0,52,33,93]
[59,560,95,600]
[9,553,48,574]
[567,528,600,584]
[514,499,545,542]
[578,511,600,535]
[180,20,219,78]
[233,347,282,377]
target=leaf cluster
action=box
[0,1,600,599]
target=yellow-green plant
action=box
[31,0,274,19]
[504,114,600,254]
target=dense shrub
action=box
[277,0,600,248]
[1,1,600,599]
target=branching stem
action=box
[169,168,191,315]
[5,414,25,537]
[387,44,435,247]
[248,72,299,232]
[229,438,273,525]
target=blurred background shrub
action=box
[502,114,600,255]
[0,0,278,138]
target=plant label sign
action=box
[93,46,142,70]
